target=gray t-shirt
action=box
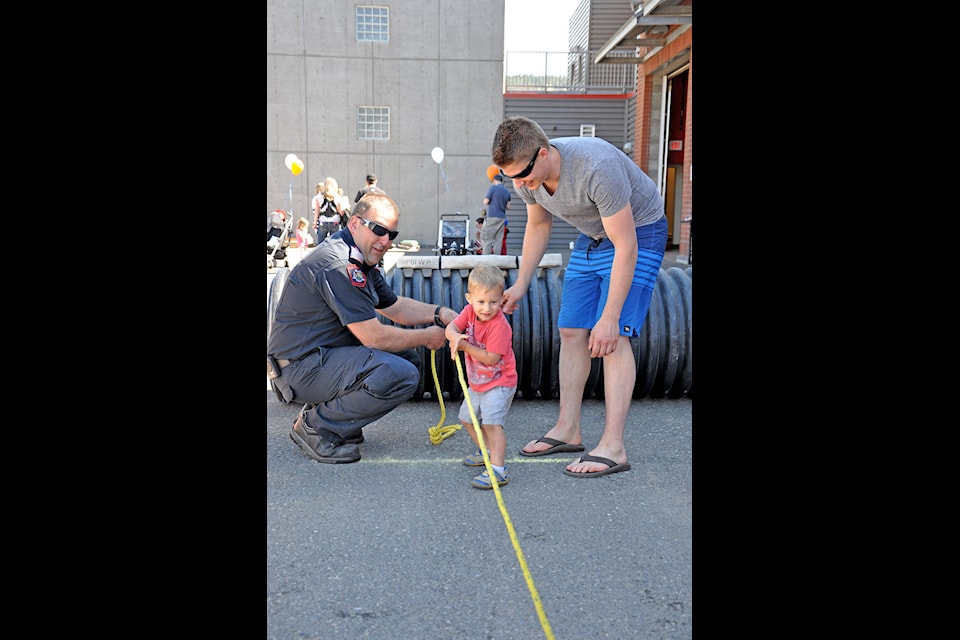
[516,137,664,239]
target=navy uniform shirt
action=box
[267,228,398,361]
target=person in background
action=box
[310,181,325,237]
[480,173,510,255]
[444,265,517,489]
[355,173,386,203]
[491,116,667,479]
[314,177,342,244]
[473,215,508,255]
[267,193,458,464]
[295,217,313,249]
[335,187,351,228]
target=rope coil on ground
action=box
[427,349,462,444]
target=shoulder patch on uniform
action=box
[347,264,366,287]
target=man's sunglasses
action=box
[358,216,399,240]
[500,147,541,180]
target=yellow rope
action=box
[427,348,463,444]
[428,348,555,640]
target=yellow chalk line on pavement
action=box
[347,457,565,464]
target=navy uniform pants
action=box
[272,346,420,444]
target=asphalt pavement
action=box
[266,250,692,640]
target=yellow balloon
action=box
[291,159,304,176]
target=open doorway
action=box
[661,67,688,248]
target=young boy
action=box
[443,265,518,489]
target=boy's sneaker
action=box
[463,449,488,466]
[471,467,508,489]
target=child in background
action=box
[295,217,313,249]
[443,265,518,489]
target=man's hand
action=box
[588,316,621,358]
[423,325,448,350]
[500,283,527,315]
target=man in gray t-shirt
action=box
[513,136,663,236]
[490,116,667,479]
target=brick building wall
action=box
[633,29,693,264]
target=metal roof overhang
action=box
[594,1,692,65]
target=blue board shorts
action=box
[558,216,667,337]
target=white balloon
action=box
[284,153,299,170]
[430,147,444,164]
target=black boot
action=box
[293,405,364,444]
[290,412,361,464]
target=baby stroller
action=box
[433,213,471,256]
[267,209,292,268]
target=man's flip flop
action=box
[563,454,631,478]
[519,437,586,457]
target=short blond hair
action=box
[468,265,505,294]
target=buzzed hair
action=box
[352,192,398,219]
[491,116,549,167]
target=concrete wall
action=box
[267,0,506,248]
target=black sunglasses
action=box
[358,216,399,240]
[500,147,541,179]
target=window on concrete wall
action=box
[358,106,390,140]
[356,6,389,42]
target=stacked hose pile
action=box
[267,255,691,400]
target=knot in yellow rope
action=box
[428,348,462,444]
[428,423,461,445]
